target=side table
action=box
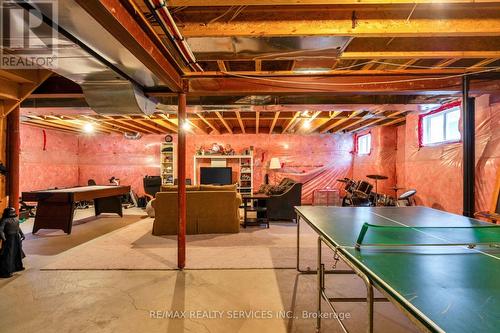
[242,194,270,228]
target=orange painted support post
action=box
[7,106,20,212]
[177,91,187,269]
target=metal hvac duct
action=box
[5,0,162,115]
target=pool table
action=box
[22,185,131,234]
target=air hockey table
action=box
[22,185,130,234]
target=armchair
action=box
[266,181,302,221]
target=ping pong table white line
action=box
[369,211,500,261]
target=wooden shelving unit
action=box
[160,142,176,186]
[193,153,254,194]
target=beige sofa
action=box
[151,184,242,235]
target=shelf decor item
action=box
[160,142,176,186]
[193,152,254,195]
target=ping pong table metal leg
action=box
[361,274,375,333]
[297,213,353,275]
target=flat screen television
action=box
[200,167,232,185]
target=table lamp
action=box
[269,157,281,184]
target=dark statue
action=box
[0,207,25,278]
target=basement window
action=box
[420,104,461,146]
[357,133,371,155]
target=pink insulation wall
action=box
[20,131,352,204]
[352,126,398,195]
[78,135,162,195]
[395,95,500,214]
[186,133,353,204]
[20,125,79,192]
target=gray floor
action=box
[0,208,418,333]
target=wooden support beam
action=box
[215,111,233,134]
[236,111,245,133]
[178,92,187,270]
[321,111,362,133]
[269,111,280,134]
[189,75,467,95]
[179,5,500,38]
[255,111,260,134]
[282,111,300,133]
[196,113,220,134]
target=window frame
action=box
[356,132,372,156]
[418,101,462,147]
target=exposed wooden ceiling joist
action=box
[269,111,280,134]
[196,113,220,134]
[215,111,233,134]
[255,111,260,134]
[236,111,246,134]
[282,111,301,133]
[321,111,362,133]
[349,110,408,132]
[307,111,341,133]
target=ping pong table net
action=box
[355,223,500,250]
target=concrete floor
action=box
[0,208,418,333]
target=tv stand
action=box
[193,154,254,195]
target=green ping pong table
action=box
[294,206,500,333]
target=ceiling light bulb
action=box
[302,120,312,129]
[182,121,191,131]
[83,123,94,133]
